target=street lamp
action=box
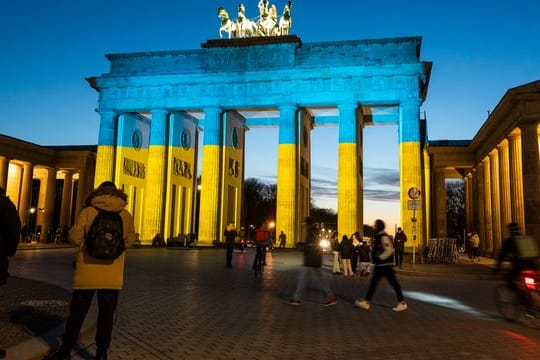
[28,207,36,242]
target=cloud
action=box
[248,166,400,203]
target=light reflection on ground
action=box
[404,290,487,317]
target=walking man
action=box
[43,181,136,360]
[355,219,407,312]
[0,187,21,359]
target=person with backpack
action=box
[354,219,407,312]
[0,186,21,359]
[43,181,136,360]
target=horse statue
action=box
[218,7,237,39]
[278,1,292,35]
[236,3,257,38]
[257,0,278,36]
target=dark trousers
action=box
[226,242,235,267]
[62,289,119,352]
[365,265,404,302]
[394,250,404,266]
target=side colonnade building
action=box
[86,36,431,247]
[0,134,96,240]
[428,81,540,254]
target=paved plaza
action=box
[2,246,539,359]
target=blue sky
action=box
[1,0,539,229]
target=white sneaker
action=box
[393,301,408,312]
[354,299,371,310]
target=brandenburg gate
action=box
[87,3,431,246]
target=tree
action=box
[446,180,465,240]
[242,178,276,229]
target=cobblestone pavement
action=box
[6,248,540,360]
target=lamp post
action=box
[28,207,36,242]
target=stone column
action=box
[0,156,10,190]
[94,111,117,186]
[399,100,424,247]
[60,171,74,228]
[18,163,34,227]
[276,105,299,245]
[464,174,472,232]
[476,163,486,245]
[520,122,540,244]
[482,157,492,253]
[141,109,169,242]
[489,149,502,253]
[198,107,222,246]
[75,166,88,218]
[433,166,446,238]
[508,131,525,230]
[42,167,57,242]
[337,103,361,237]
[497,140,512,240]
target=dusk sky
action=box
[1,0,539,230]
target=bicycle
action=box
[495,270,540,329]
[252,243,266,278]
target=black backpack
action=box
[86,206,124,260]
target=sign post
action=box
[407,187,422,267]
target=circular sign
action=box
[131,130,143,150]
[181,128,191,150]
[408,187,421,199]
[231,127,239,149]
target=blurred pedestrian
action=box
[43,181,136,360]
[393,227,407,268]
[278,230,287,248]
[224,223,238,268]
[350,232,361,274]
[358,238,371,276]
[471,232,480,261]
[355,219,407,312]
[339,234,353,276]
[289,216,338,306]
[0,187,21,359]
[331,236,341,274]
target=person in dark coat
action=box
[224,223,238,268]
[393,227,407,268]
[355,219,407,312]
[0,187,21,359]
[338,234,354,276]
[289,216,337,306]
[350,232,361,274]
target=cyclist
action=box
[496,223,539,290]
[252,224,269,277]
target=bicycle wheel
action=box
[495,285,521,321]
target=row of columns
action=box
[465,121,540,254]
[95,99,423,245]
[0,155,80,241]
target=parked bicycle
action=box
[495,270,540,329]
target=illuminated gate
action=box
[88,35,431,247]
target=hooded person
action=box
[43,181,136,360]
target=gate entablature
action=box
[90,36,429,113]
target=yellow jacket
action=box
[68,187,136,290]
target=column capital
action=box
[150,108,169,117]
[337,102,358,112]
